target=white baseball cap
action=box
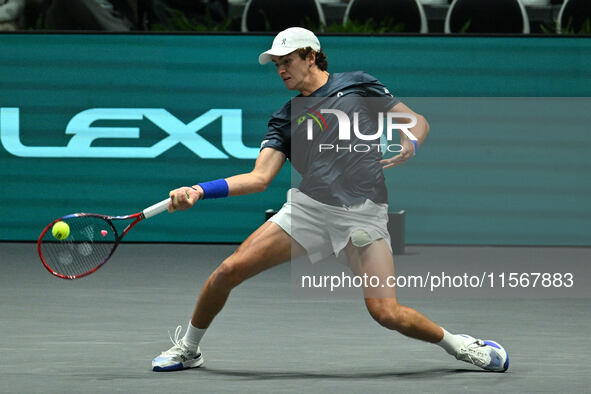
[258,27,321,65]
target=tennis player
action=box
[152,27,509,373]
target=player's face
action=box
[272,51,311,92]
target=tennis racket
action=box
[38,198,171,279]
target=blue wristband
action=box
[197,179,229,199]
[411,140,419,156]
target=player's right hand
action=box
[168,186,202,212]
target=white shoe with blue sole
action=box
[152,326,205,372]
[456,334,509,372]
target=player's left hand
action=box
[380,138,415,169]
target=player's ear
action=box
[307,50,316,67]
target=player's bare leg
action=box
[192,221,306,328]
[346,239,509,371]
[152,221,306,371]
[345,239,443,342]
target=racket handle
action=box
[143,198,171,219]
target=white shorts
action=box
[269,188,392,263]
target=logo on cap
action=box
[281,38,287,46]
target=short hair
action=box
[297,47,328,71]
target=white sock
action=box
[437,328,464,356]
[182,322,206,350]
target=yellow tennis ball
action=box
[52,221,70,240]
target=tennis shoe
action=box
[456,334,509,372]
[152,325,204,372]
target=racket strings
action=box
[40,216,116,278]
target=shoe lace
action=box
[161,325,185,356]
[457,338,488,366]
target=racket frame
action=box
[38,198,170,279]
